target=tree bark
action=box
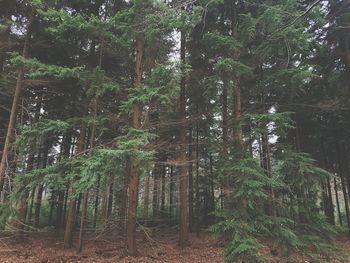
[64,116,87,248]
[334,177,342,226]
[143,172,150,220]
[0,9,34,195]
[106,183,113,222]
[92,174,100,229]
[194,126,200,237]
[169,165,174,219]
[160,165,166,217]
[34,144,49,228]
[178,30,189,247]
[152,163,160,220]
[222,76,229,206]
[188,128,194,231]
[77,98,97,252]
[126,36,144,255]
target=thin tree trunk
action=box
[57,132,72,228]
[0,9,34,195]
[262,130,276,217]
[195,125,200,237]
[106,183,113,221]
[179,30,189,247]
[27,190,35,223]
[75,193,82,227]
[334,177,342,226]
[126,36,144,255]
[336,140,350,230]
[326,178,335,225]
[34,145,49,228]
[152,163,160,221]
[222,76,229,206]
[92,174,100,229]
[77,191,88,253]
[119,161,130,229]
[169,165,174,219]
[77,98,97,252]
[160,166,166,217]
[143,172,150,220]
[64,116,87,248]
[63,186,69,226]
[48,192,55,225]
[18,148,35,226]
[188,128,194,231]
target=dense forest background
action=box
[0,0,350,262]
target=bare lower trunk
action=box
[77,98,97,251]
[64,118,87,248]
[178,30,189,247]
[222,76,229,206]
[77,192,88,252]
[92,174,100,229]
[34,145,49,228]
[334,178,342,226]
[143,172,150,220]
[106,183,113,221]
[152,163,160,220]
[169,166,174,219]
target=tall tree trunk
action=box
[0,13,11,156]
[188,128,194,231]
[160,166,166,217]
[106,183,113,222]
[0,9,34,195]
[169,165,174,219]
[118,161,130,229]
[326,178,335,225]
[92,174,100,229]
[126,36,144,255]
[64,116,87,248]
[152,164,160,220]
[222,76,229,206]
[334,177,342,226]
[143,172,150,220]
[57,132,72,228]
[336,140,350,230]
[34,144,49,228]
[178,30,189,247]
[194,125,200,237]
[230,4,246,211]
[261,130,276,217]
[48,192,56,225]
[340,175,350,229]
[77,98,97,252]
[17,152,35,228]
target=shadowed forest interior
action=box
[0,0,350,262]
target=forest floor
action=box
[0,227,349,263]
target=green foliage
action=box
[16,120,70,153]
[202,32,242,55]
[214,58,253,77]
[9,53,83,80]
[0,204,15,228]
[244,112,294,139]
[121,63,183,112]
[212,146,341,262]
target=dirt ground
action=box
[0,228,224,263]
[0,228,349,262]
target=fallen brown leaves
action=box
[0,228,224,263]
